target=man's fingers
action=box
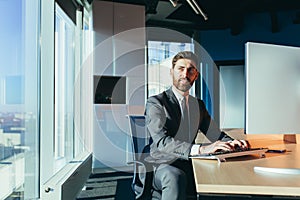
[240,140,248,147]
[214,141,233,151]
[223,140,250,151]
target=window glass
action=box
[74,7,93,155]
[0,0,40,199]
[147,41,194,97]
[219,65,245,128]
[54,4,75,172]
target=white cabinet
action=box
[92,1,145,169]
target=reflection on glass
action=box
[0,0,40,199]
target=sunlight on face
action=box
[171,58,199,93]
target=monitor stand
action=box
[283,134,300,144]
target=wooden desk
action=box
[192,134,300,197]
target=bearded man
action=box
[145,51,248,200]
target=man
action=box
[145,51,248,199]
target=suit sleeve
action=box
[145,96,192,160]
[198,100,233,143]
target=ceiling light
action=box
[169,0,178,7]
[186,0,208,20]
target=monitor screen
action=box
[245,42,300,134]
[94,76,126,104]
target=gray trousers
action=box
[152,160,197,200]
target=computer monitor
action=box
[245,42,300,139]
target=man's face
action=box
[170,58,199,92]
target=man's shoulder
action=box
[148,90,169,101]
[189,94,203,102]
[147,92,165,106]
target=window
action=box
[54,4,75,171]
[219,63,245,129]
[147,39,220,122]
[0,0,40,199]
[147,41,194,97]
[74,6,93,157]
[5,76,24,104]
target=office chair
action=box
[127,115,161,200]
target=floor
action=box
[76,170,298,200]
[76,171,135,200]
[4,169,297,199]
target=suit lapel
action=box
[164,88,182,124]
[163,88,201,142]
[189,96,200,141]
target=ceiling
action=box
[99,0,300,35]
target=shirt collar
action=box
[172,86,189,103]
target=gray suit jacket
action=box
[145,88,231,163]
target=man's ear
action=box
[195,71,199,80]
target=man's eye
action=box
[189,68,196,73]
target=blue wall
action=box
[199,11,300,61]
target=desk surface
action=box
[192,134,300,196]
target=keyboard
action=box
[190,148,269,163]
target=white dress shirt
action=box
[172,86,200,155]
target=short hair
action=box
[172,51,199,69]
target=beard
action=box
[173,77,194,92]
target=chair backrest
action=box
[127,115,151,160]
[128,115,161,200]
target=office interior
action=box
[1,0,300,199]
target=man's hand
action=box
[199,139,250,154]
[228,139,250,149]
